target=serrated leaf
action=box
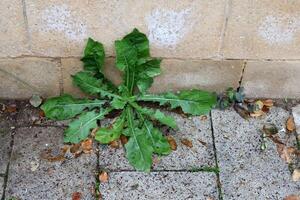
[64,108,111,143]
[95,112,125,143]
[136,59,161,93]
[138,90,217,115]
[72,71,119,99]
[81,38,105,74]
[132,103,177,129]
[41,94,105,120]
[141,120,171,155]
[124,106,153,171]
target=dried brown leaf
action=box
[91,127,99,137]
[233,104,250,119]
[286,117,296,132]
[5,105,17,113]
[99,171,109,183]
[120,135,128,145]
[181,138,193,148]
[109,140,120,149]
[167,136,177,151]
[72,192,82,200]
[262,99,273,107]
[250,110,265,118]
[81,138,93,154]
[284,194,300,200]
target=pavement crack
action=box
[209,111,223,200]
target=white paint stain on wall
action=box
[258,15,300,45]
[146,8,193,48]
[42,4,87,41]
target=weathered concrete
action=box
[99,112,215,170]
[5,127,97,200]
[150,59,244,93]
[212,107,300,199]
[0,176,4,199]
[223,0,300,59]
[99,172,218,200]
[242,61,300,98]
[25,0,225,58]
[0,128,11,174]
[292,104,300,135]
[0,0,29,57]
[0,58,61,99]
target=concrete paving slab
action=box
[0,176,4,199]
[0,127,12,174]
[99,112,215,170]
[99,172,218,200]
[5,127,97,200]
[212,107,300,200]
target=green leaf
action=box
[41,94,105,120]
[136,59,161,93]
[138,90,217,115]
[124,106,153,171]
[72,71,119,99]
[123,28,150,58]
[64,108,112,143]
[81,38,105,74]
[131,103,177,129]
[115,40,138,94]
[111,97,127,109]
[142,120,171,155]
[95,112,125,143]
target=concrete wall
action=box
[0,0,299,99]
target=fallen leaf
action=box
[200,115,207,121]
[292,169,300,182]
[29,94,42,107]
[181,138,193,148]
[70,143,82,157]
[72,192,82,200]
[286,117,296,132]
[109,140,120,149]
[255,100,264,110]
[262,124,278,136]
[99,171,109,183]
[167,136,177,150]
[233,104,250,119]
[262,99,273,107]
[250,110,265,117]
[81,138,93,154]
[284,194,300,200]
[120,135,128,145]
[5,105,17,113]
[276,144,292,163]
[39,110,45,118]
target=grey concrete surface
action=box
[0,176,4,199]
[99,172,218,200]
[0,127,12,174]
[99,112,216,170]
[5,127,97,200]
[212,107,300,200]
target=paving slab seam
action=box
[1,129,15,200]
[237,61,247,90]
[209,111,223,200]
